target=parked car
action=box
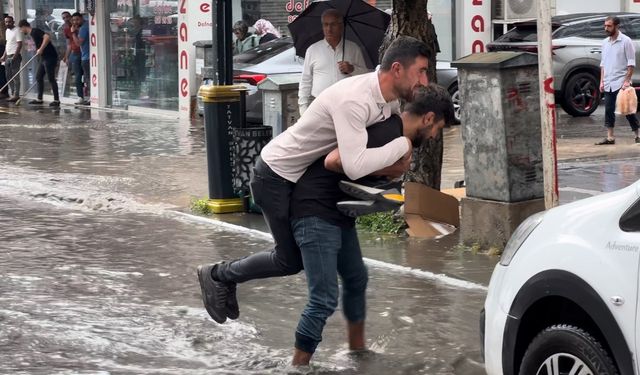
[198,37,461,124]
[488,12,640,117]
[482,179,640,374]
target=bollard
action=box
[199,84,247,214]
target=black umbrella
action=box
[287,0,391,69]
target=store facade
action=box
[4,0,637,116]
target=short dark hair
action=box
[4,15,13,21]
[233,20,248,34]
[17,19,30,28]
[404,84,455,126]
[72,12,83,18]
[61,11,71,17]
[606,16,620,26]
[380,36,431,70]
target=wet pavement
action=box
[0,102,638,373]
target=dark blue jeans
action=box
[604,89,639,131]
[292,216,368,354]
[69,52,83,98]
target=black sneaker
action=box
[339,181,403,204]
[28,99,44,105]
[225,282,239,320]
[196,263,236,323]
[49,100,60,107]
[635,137,640,144]
[595,138,615,145]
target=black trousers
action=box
[0,64,7,95]
[214,156,303,283]
[36,55,59,101]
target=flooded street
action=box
[0,104,638,373]
[0,192,484,374]
[0,108,485,374]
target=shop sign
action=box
[89,13,100,105]
[460,0,491,56]
[286,0,310,23]
[178,0,213,117]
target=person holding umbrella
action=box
[298,9,368,115]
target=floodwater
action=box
[0,107,486,374]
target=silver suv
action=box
[488,13,640,117]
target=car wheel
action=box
[448,84,461,125]
[519,325,618,375]
[562,72,600,117]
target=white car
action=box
[482,179,640,375]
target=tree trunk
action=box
[380,0,444,190]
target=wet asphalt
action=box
[0,102,638,374]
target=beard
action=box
[605,29,614,36]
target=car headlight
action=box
[500,211,545,266]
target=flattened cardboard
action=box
[404,182,463,238]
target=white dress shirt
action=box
[5,27,23,55]
[298,38,369,114]
[262,71,408,183]
[601,32,636,92]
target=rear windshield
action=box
[494,25,561,43]
[233,38,293,65]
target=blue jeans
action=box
[292,216,368,354]
[69,53,84,99]
[604,89,639,131]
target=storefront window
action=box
[23,0,77,98]
[108,0,178,110]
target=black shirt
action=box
[290,115,404,228]
[30,28,58,58]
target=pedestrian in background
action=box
[253,19,280,44]
[297,9,367,115]
[596,15,640,145]
[71,12,90,105]
[232,20,259,54]
[18,19,60,107]
[0,15,23,102]
[62,11,83,103]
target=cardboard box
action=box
[404,182,465,239]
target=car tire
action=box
[562,72,600,117]
[448,84,461,125]
[519,324,618,375]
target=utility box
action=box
[452,52,544,202]
[193,40,214,87]
[257,74,300,136]
[452,52,546,249]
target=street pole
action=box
[536,0,559,209]
[198,0,246,213]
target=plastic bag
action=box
[615,87,638,115]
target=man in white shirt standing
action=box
[298,9,368,115]
[0,16,23,102]
[197,36,430,325]
[596,15,640,145]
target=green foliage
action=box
[190,197,213,216]
[356,211,406,234]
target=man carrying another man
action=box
[197,35,429,327]
[298,9,368,115]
